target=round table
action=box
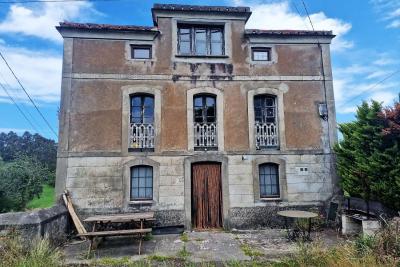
[277,210,318,241]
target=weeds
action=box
[143,233,153,241]
[0,233,62,267]
[147,254,176,261]
[177,244,191,258]
[240,243,264,257]
[180,232,189,242]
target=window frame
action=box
[130,165,153,201]
[193,94,217,124]
[129,93,155,152]
[259,163,280,199]
[131,45,152,60]
[254,94,277,125]
[251,47,271,62]
[177,24,225,56]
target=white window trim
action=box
[187,87,224,152]
[121,86,162,155]
[248,87,287,152]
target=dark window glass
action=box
[259,164,279,198]
[131,165,153,200]
[252,47,271,61]
[131,45,152,59]
[254,95,276,124]
[130,94,154,124]
[193,94,216,123]
[178,25,224,56]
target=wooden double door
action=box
[191,162,223,229]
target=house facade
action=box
[55,4,338,229]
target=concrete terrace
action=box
[63,229,343,266]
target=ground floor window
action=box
[259,163,279,198]
[130,165,153,200]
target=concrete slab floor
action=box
[62,229,343,266]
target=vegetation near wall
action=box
[334,101,400,211]
[0,131,57,213]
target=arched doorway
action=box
[191,162,223,229]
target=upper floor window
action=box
[129,94,154,151]
[259,163,279,198]
[178,24,224,56]
[131,45,152,59]
[254,95,278,149]
[131,165,153,200]
[252,47,271,61]
[193,94,217,150]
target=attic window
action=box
[178,24,224,56]
[252,47,271,61]
[131,45,152,59]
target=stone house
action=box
[55,3,338,229]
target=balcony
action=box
[194,122,218,150]
[255,122,278,149]
[129,123,154,151]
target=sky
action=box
[0,0,399,141]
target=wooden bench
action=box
[78,228,152,255]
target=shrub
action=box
[0,233,62,267]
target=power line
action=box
[301,0,315,31]
[290,0,310,30]
[341,69,400,106]
[0,0,122,3]
[0,70,43,132]
[0,82,40,133]
[0,50,58,138]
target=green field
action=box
[26,185,55,210]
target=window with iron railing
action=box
[254,95,279,149]
[193,94,218,150]
[129,94,154,151]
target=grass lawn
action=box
[26,184,55,210]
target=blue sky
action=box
[0,0,399,141]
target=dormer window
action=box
[178,24,224,56]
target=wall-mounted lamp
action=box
[242,155,248,161]
[318,103,328,120]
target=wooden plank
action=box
[62,191,87,237]
[83,212,155,223]
[78,228,152,237]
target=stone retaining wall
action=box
[0,203,69,245]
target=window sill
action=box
[259,197,281,201]
[175,54,229,59]
[128,200,154,205]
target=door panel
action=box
[192,163,223,229]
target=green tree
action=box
[0,156,52,212]
[0,131,57,172]
[334,101,385,215]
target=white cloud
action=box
[370,91,398,106]
[371,0,400,29]
[0,44,62,103]
[234,0,353,51]
[0,2,99,42]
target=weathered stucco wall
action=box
[56,9,337,229]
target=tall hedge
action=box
[334,101,400,212]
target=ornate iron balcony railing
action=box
[255,122,278,149]
[129,123,154,150]
[194,122,218,149]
